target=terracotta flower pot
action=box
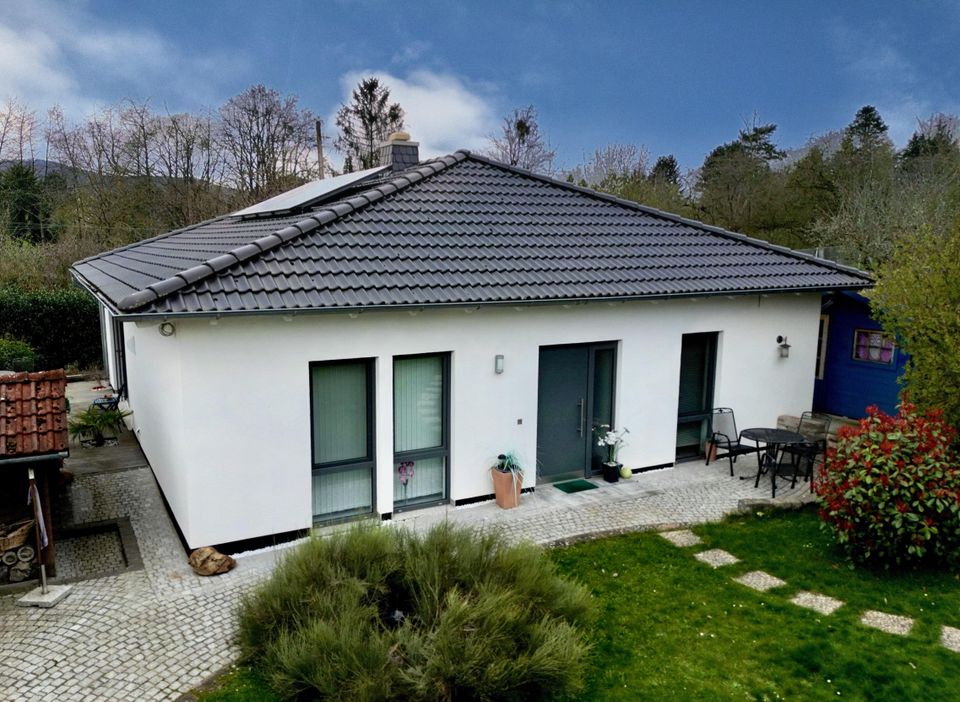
[491,468,523,509]
[705,441,718,463]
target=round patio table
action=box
[739,427,807,497]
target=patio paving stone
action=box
[790,591,844,616]
[733,570,787,592]
[860,610,914,636]
[658,529,702,547]
[693,548,740,568]
[941,625,960,653]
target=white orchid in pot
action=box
[594,425,629,483]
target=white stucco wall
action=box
[124,320,191,537]
[100,304,117,389]
[123,293,822,547]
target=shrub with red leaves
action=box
[815,402,960,568]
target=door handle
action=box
[577,398,585,436]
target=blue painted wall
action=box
[813,292,907,419]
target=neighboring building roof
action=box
[71,151,872,317]
[0,370,68,461]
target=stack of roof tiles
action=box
[0,370,68,460]
[71,151,870,316]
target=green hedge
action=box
[0,337,37,371]
[0,286,101,371]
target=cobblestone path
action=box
[1,456,808,701]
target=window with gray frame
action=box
[309,359,375,521]
[393,353,450,510]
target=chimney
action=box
[377,131,419,172]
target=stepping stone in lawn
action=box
[659,529,702,547]
[942,626,960,653]
[733,570,787,592]
[693,549,740,568]
[790,591,844,616]
[860,610,914,636]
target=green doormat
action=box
[554,479,599,494]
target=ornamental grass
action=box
[237,523,593,701]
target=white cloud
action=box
[829,20,957,146]
[334,69,500,161]
[0,1,240,118]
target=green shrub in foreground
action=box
[0,336,37,370]
[238,523,594,701]
[816,402,960,568]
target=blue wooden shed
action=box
[813,291,907,419]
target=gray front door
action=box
[537,343,616,483]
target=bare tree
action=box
[153,111,228,223]
[0,98,39,163]
[334,77,405,172]
[218,84,317,201]
[487,105,555,174]
[566,143,649,186]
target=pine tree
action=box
[334,78,405,171]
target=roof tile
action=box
[72,152,870,315]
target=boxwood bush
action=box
[238,524,594,701]
[0,336,37,370]
[816,402,960,568]
[0,286,100,370]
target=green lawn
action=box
[550,506,960,701]
[195,507,960,701]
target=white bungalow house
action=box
[71,135,870,549]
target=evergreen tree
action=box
[845,105,890,151]
[0,163,50,243]
[334,77,405,172]
[648,155,680,185]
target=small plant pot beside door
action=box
[491,453,523,509]
[602,462,621,483]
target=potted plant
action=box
[69,406,131,447]
[491,452,523,509]
[595,425,629,483]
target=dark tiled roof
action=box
[71,152,870,316]
[0,370,68,460]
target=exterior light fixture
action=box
[777,335,791,358]
[159,322,176,337]
[494,354,505,374]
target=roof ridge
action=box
[113,151,470,311]
[465,153,873,283]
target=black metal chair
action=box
[773,439,824,495]
[706,408,756,476]
[780,411,828,491]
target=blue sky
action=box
[2,0,959,170]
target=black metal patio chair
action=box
[780,411,828,491]
[772,439,823,495]
[706,408,756,476]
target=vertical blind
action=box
[312,467,372,517]
[393,356,443,452]
[311,360,373,520]
[312,362,368,464]
[393,355,445,505]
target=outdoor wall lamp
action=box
[494,354,505,374]
[777,335,791,358]
[159,322,176,337]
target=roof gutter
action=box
[0,451,69,466]
[102,283,873,322]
